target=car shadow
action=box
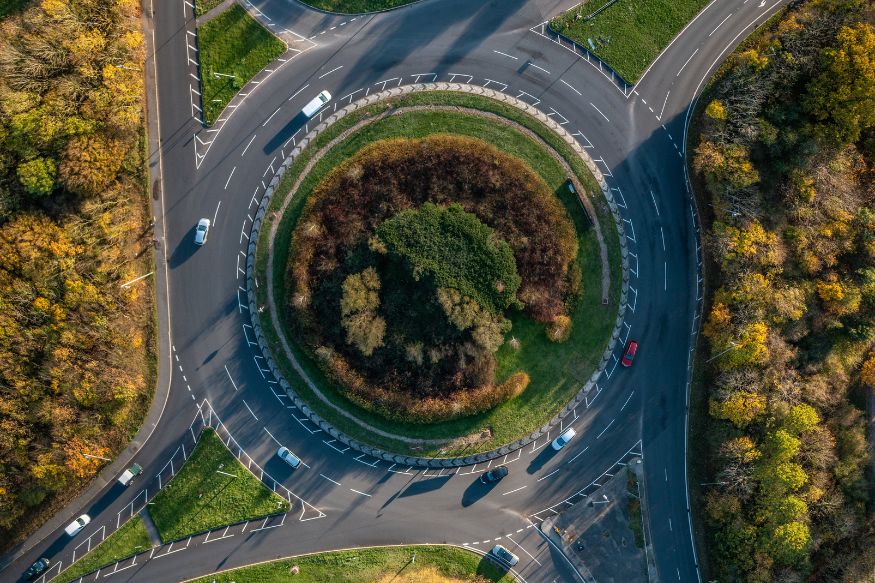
[476,553,510,579]
[168,228,198,268]
[526,445,557,475]
[397,474,451,498]
[262,111,310,154]
[460,476,500,507]
[264,456,298,480]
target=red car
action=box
[621,340,638,367]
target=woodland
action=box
[693,0,875,579]
[0,0,155,544]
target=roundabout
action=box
[253,88,624,459]
[0,0,796,582]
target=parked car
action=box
[118,463,143,486]
[491,544,519,566]
[480,465,509,484]
[301,90,331,117]
[64,514,91,537]
[277,446,301,469]
[621,340,639,367]
[552,428,576,451]
[23,558,50,580]
[194,217,210,246]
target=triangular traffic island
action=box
[54,516,152,583]
[148,428,290,543]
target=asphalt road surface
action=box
[1,0,790,581]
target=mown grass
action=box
[194,0,225,17]
[295,0,417,13]
[551,0,711,83]
[198,5,286,125]
[148,429,289,542]
[256,92,620,456]
[186,545,515,582]
[57,517,151,583]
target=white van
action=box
[301,90,331,118]
[64,514,91,537]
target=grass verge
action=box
[195,0,225,17]
[148,429,290,542]
[550,0,711,83]
[626,470,644,548]
[295,0,417,13]
[186,545,515,582]
[56,517,151,583]
[255,91,621,456]
[198,5,286,125]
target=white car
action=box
[301,90,331,118]
[552,428,576,450]
[194,218,210,246]
[64,514,91,537]
[491,544,519,566]
[277,446,301,469]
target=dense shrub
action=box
[546,315,572,343]
[287,135,578,422]
[376,203,521,314]
[290,135,577,323]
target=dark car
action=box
[621,340,639,367]
[480,465,509,484]
[23,558,49,580]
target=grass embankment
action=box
[198,5,286,125]
[187,546,515,583]
[195,0,225,17]
[296,0,416,13]
[550,0,711,83]
[148,429,290,542]
[56,517,151,583]
[255,91,621,456]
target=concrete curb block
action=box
[246,84,629,467]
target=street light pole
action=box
[82,453,111,462]
[706,341,738,363]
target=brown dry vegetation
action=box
[287,135,578,423]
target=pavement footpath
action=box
[541,457,654,583]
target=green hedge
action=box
[377,203,521,314]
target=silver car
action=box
[277,446,301,469]
[552,428,576,450]
[491,544,519,566]
[194,218,210,246]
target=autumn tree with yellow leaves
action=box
[0,0,154,547]
[694,1,875,580]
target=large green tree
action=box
[806,23,875,142]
